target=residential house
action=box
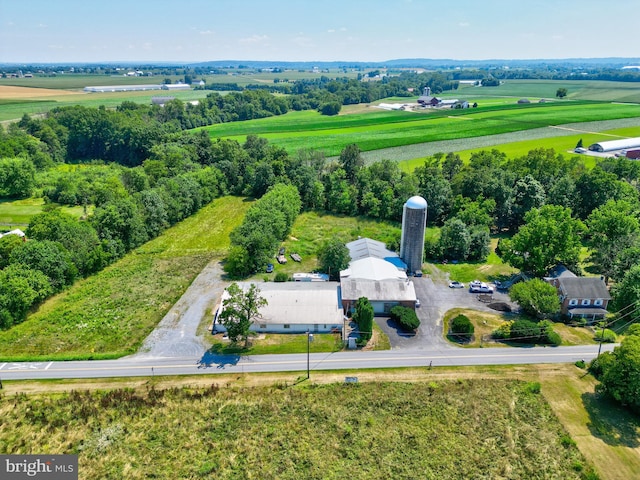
[545,265,611,321]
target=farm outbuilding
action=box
[84,85,163,92]
[588,137,640,152]
[213,282,344,334]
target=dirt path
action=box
[133,260,228,359]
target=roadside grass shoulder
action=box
[0,196,251,361]
[206,332,344,355]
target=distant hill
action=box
[190,58,640,70]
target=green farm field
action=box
[397,124,640,171]
[204,101,640,157]
[0,89,213,122]
[0,379,594,480]
[457,79,640,103]
[0,198,87,228]
[0,196,251,361]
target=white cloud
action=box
[327,29,335,33]
[143,42,153,50]
[200,29,214,35]
[239,34,269,45]
[38,23,47,28]
[459,22,470,27]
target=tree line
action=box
[2,92,640,327]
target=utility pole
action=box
[307,331,314,379]
[597,321,606,358]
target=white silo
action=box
[400,196,428,274]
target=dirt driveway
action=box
[133,260,228,359]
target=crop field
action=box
[204,102,640,157]
[457,79,640,103]
[452,125,640,162]
[0,196,251,361]
[0,379,594,479]
[0,88,212,122]
[395,123,640,171]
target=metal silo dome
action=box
[405,195,428,210]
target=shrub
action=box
[274,272,288,282]
[575,359,586,369]
[492,321,513,339]
[594,328,616,343]
[450,314,474,341]
[509,319,541,342]
[588,351,615,379]
[390,306,420,332]
[524,381,541,394]
[546,331,562,346]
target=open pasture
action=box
[0,196,250,361]
[0,198,86,228]
[205,101,640,157]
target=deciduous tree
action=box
[318,238,350,281]
[510,279,560,319]
[218,283,267,347]
[501,205,585,277]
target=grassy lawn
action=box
[443,308,512,348]
[0,377,593,479]
[206,332,344,355]
[429,237,518,284]
[251,211,401,280]
[0,197,87,228]
[0,196,251,361]
[443,308,597,348]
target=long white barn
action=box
[588,137,640,152]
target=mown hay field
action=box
[0,379,593,480]
[0,196,251,361]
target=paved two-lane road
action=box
[0,344,614,381]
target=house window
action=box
[582,299,591,306]
[569,299,578,306]
[283,324,290,329]
[594,299,603,306]
[259,324,266,329]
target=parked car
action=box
[266,263,274,273]
[414,270,423,277]
[415,299,421,308]
[469,281,494,293]
[449,281,465,289]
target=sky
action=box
[1,0,639,64]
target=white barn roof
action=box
[588,137,640,152]
[221,282,343,326]
[346,238,406,269]
[340,257,407,282]
[341,278,416,303]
